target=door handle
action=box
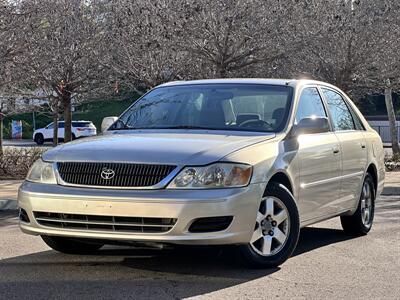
[361,143,366,149]
[333,147,340,154]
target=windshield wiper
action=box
[111,124,219,131]
[143,125,217,130]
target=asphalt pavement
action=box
[0,194,399,300]
[1,140,399,299]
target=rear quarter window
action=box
[72,122,92,128]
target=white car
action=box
[33,121,97,145]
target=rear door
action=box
[58,122,65,140]
[321,87,367,211]
[295,87,342,221]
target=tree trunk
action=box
[384,88,400,155]
[63,94,72,143]
[0,110,3,156]
[52,112,58,146]
[216,63,228,78]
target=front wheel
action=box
[41,236,104,254]
[34,133,44,145]
[239,182,300,268]
[340,174,375,236]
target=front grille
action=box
[34,212,177,233]
[57,162,176,187]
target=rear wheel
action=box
[34,133,44,145]
[61,134,75,143]
[340,174,375,235]
[41,236,104,254]
[239,182,300,268]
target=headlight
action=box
[168,163,252,189]
[26,159,57,184]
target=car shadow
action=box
[0,210,19,228]
[0,214,360,299]
[293,227,356,257]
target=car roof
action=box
[157,78,339,90]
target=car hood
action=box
[43,130,276,165]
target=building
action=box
[365,115,400,143]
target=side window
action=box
[295,87,327,123]
[322,89,355,131]
[46,123,53,129]
[348,106,365,131]
[58,122,65,129]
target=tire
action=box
[340,174,375,236]
[34,133,44,145]
[41,235,104,254]
[61,134,75,143]
[239,182,300,268]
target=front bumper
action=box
[18,181,266,245]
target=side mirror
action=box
[101,116,118,132]
[291,117,330,136]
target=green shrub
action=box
[385,153,400,172]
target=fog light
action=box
[19,209,30,223]
[188,216,233,233]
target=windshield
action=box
[111,84,293,133]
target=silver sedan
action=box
[18,79,385,267]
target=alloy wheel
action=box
[360,180,373,228]
[250,196,290,256]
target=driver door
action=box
[43,123,53,140]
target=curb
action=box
[0,199,18,211]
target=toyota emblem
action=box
[101,168,115,180]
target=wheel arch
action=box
[267,171,294,195]
[34,132,44,139]
[366,163,378,194]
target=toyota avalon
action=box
[18,79,385,267]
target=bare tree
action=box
[171,0,318,79]
[371,3,400,155]
[384,84,400,155]
[290,0,384,91]
[2,0,399,154]
[105,0,321,87]
[15,0,110,143]
[292,0,399,154]
[351,1,400,154]
[0,1,29,153]
[101,0,190,90]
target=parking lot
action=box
[0,194,399,299]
